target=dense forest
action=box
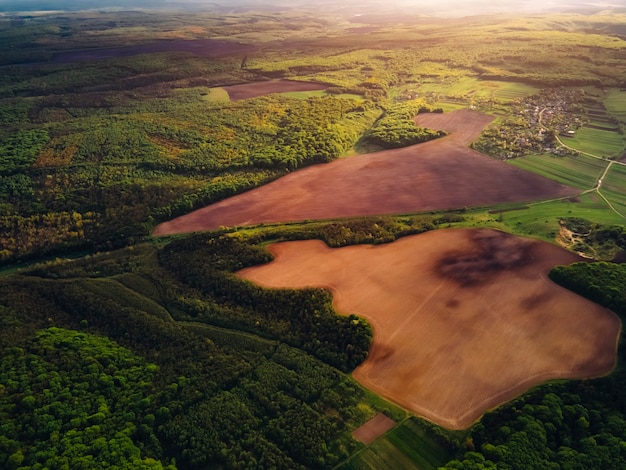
[3,219,417,469]
[0,88,378,263]
[363,102,446,149]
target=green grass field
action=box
[494,195,625,240]
[431,193,625,243]
[563,127,625,158]
[587,122,619,131]
[203,87,231,102]
[435,102,468,112]
[417,77,537,102]
[604,88,626,121]
[507,153,608,189]
[339,418,453,470]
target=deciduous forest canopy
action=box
[1,1,625,469]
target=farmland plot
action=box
[238,228,621,430]
[154,110,578,236]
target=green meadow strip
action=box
[507,153,607,189]
[564,127,625,157]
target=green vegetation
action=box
[0,89,376,263]
[601,163,626,217]
[0,327,172,469]
[486,197,625,243]
[232,215,438,248]
[551,261,626,314]
[604,89,626,123]
[363,101,445,149]
[202,87,230,102]
[557,217,626,260]
[416,77,538,104]
[0,222,411,469]
[157,233,372,371]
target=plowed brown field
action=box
[153,109,578,236]
[237,229,621,430]
[222,79,328,101]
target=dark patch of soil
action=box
[222,79,328,101]
[435,230,535,287]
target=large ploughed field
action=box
[237,229,621,429]
[153,109,578,235]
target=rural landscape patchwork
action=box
[1,0,626,468]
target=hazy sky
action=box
[0,0,618,15]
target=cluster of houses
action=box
[475,88,589,159]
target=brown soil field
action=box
[352,413,396,445]
[222,80,328,101]
[237,228,621,430]
[153,109,579,236]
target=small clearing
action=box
[352,413,396,445]
[222,79,328,101]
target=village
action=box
[472,87,593,159]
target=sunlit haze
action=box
[0,0,622,15]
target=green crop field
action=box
[563,127,625,158]
[491,82,539,101]
[507,153,608,189]
[604,88,626,121]
[417,77,537,102]
[339,418,453,470]
[587,120,618,130]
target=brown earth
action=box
[153,109,579,236]
[237,228,621,430]
[352,413,396,445]
[222,80,329,101]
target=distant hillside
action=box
[0,0,618,15]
